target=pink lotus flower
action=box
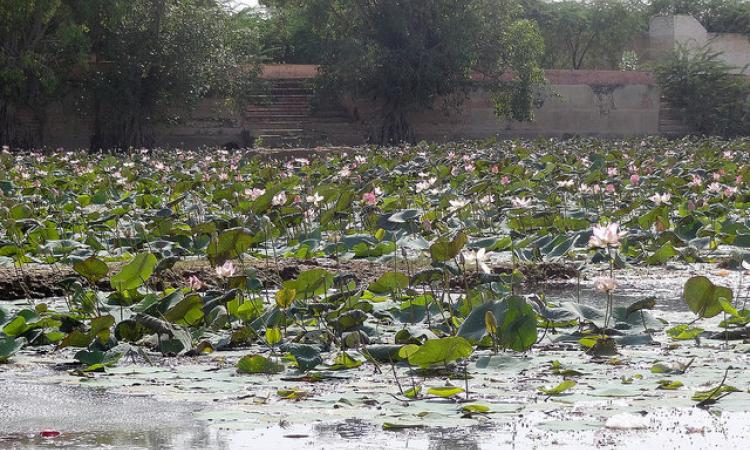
[187,275,203,291]
[589,223,625,248]
[629,174,639,185]
[272,191,287,206]
[245,188,265,200]
[595,277,617,293]
[215,261,236,278]
[362,191,377,206]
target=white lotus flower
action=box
[416,177,437,193]
[272,191,287,206]
[306,192,324,206]
[448,198,469,212]
[462,248,491,274]
[511,197,532,209]
[479,194,495,205]
[649,193,671,205]
[589,223,625,248]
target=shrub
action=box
[655,43,750,137]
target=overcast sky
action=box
[229,0,260,7]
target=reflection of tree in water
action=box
[428,427,481,450]
[314,418,377,440]
[313,418,482,450]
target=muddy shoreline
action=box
[0,258,577,301]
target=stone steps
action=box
[658,104,691,136]
[244,79,363,147]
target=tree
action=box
[0,1,87,147]
[649,0,750,34]
[265,0,545,144]
[526,0,646,70]
[256,0,328,63]
[71,0,261,150]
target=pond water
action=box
[2,266,750,449]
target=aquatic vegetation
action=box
[0,137,749,415]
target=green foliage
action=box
[407,337,473,369]
[0,0,88,146]
[368,271,409,294]
[430,231,468,263]
[73,256,109,283]
[285,343,322,372]
[538,379,577,395]
[655,43,750,137]
[237,354,285,374]
[0,336,26,363]
[524,0,645,70]
[75,0,261,150]
[458,297,538,351]
[206,228,254,266]
[427,385,465,398]
[272,0,545,143]
[650,0,750,34]
[110,253,157,293]
[683,276,733,319]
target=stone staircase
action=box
[244,79,363,147]
[658,100,692,137]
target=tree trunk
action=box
[379,104,414,145]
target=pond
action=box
[2,266,750,449]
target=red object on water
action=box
[40,431,61,439]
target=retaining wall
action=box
[22,66,663,149]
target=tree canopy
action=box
[262,0,545,144]
[0,0,87,147]
[1,0,261,150]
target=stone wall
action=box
[22,66,664,149]
[341,70,660,142]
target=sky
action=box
[229,0,260,8]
